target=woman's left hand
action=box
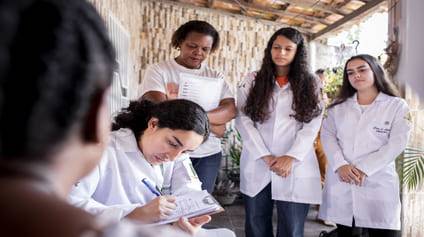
[166,82,179,100]
[352,167,367,186]
[176,215,211,235]
[270,155,295,178]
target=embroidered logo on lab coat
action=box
[372,126,390,134]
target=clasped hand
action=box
[262,155,294,178]
[336,164,366,186]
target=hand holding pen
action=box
[142,178,163,197]
[126,178,177,223]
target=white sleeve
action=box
[140,64,167,95]
[68,150,140,222]
[354,101,411,176]
[285,104,324,162]
[235,73,272,160]
[170,154,202,196]
[320,108,350,172]
[219,73,234,100]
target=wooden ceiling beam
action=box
[221,0,330,26]
[282,0,348,16]
[169,0,315,35]
[207,0,215,8]
[311,0,386,40]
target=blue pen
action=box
[142,178,161,197]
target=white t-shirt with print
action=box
[140,58,234,158]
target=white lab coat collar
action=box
[112,129,164,189]
[348,92,390,104]
[113,128,140,153]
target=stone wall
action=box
[90,0,285,97]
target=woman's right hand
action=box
[336,165,361,185]
[125,195,177,223]
[262,155,276,167]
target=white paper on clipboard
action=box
[148,190,224,226]
[178,73,223,111]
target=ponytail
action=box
[112,99,210,143]
[112,100,154,139]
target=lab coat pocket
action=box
[292,176,322,204]
[293,154,320,178]
[367,121,390,149]
[355,184,401,227]
[240,154,270,189]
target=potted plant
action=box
[226,129,241,183]
[213,123,242,205]
[214,178,239,206]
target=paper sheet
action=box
[151,190,223,226]
[177,73,223,111]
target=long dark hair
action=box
[329,54,400,108]
[243,27,321,123]
[0,0,115,161]
[112,99,210,143]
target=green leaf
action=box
[401,147,424,190]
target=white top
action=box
[235,72,323,204]
[318,93,411,230]
[68,128,202,222]
[359,104,370,113]
[140,58,234,157]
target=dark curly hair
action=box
[243,27,321,123]
[112,99,210,143]
[0,0,115,161]
[171,20,220,53]
[329,54,400,109]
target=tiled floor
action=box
[209,197,336,237]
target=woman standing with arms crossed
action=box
[140,20,236,194]
[318,54,410,237]
[236,27,323,237]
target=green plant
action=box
[323,67,343,101]
[228,130,241,167]
[400,147,424,190]
[216,123,242,197]
[221,125,242,170]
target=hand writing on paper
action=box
[176,215,211,236]
[336,165,361,185]
[166,82,179,100]
[270,155,294,178]
[126,195,176,222]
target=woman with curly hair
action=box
[236,27,323,237]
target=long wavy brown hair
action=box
[329,54,400,109]
[243,27,321,123]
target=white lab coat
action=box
[69,128,202,222]
[318,93,411,230]
[235,72,323,204]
